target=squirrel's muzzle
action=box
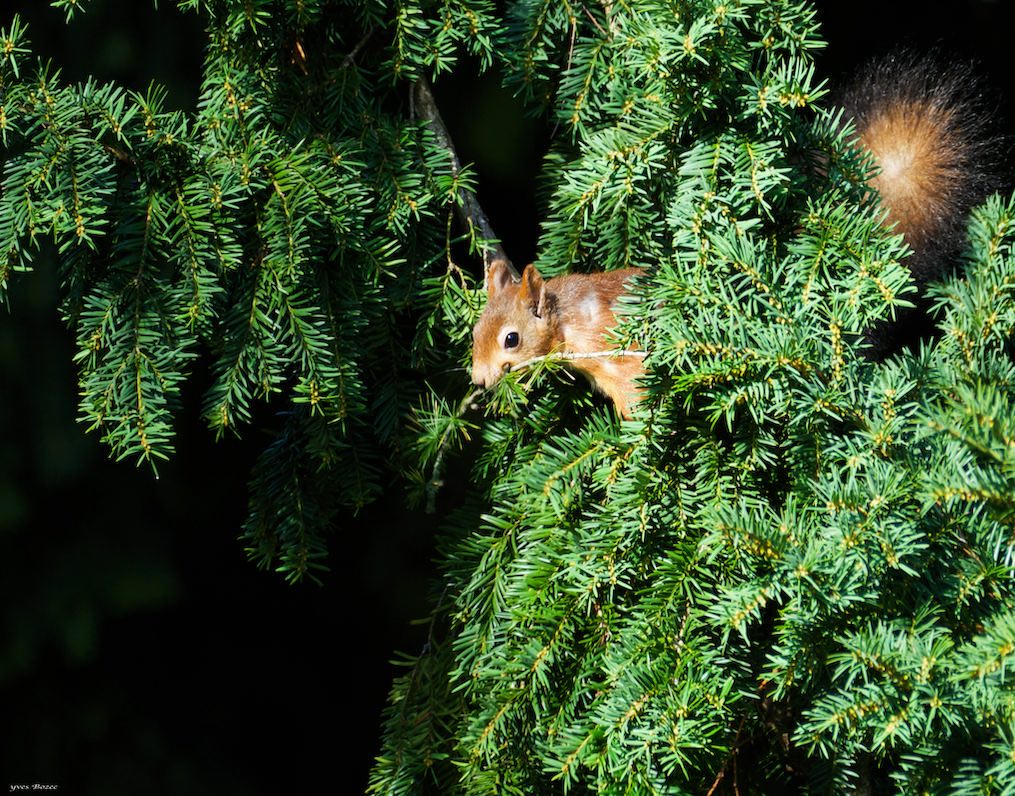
[471,360,506,390]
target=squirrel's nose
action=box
[471,366,486,388]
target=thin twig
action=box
[341,28,374,68]
[565,14,578,75]
[706,717,746,796]
[599,0,620,35]
[420,582,451,655]
[412,76,516,279]
[509,348,647,374]
[706,767,725,796]
[583,5,607,37]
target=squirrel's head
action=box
[471,261,558,389]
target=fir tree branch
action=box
[583,6,607,37]
[412,76,516,279]
[425,386,483,514]
[598,0,620,35]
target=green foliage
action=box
[369,1,1013,793]
[1,0,479,580]
[2,0,1014,791]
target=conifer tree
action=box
[2,1,1014,792]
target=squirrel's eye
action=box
[504,331,520,349]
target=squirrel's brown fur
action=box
[838,53,999,284]
[471,262,643,417]
[471,55,999,416]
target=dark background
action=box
[1,2,1013,793]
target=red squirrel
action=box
[470,56,997,417]
[471,262,644,418]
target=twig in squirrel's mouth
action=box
[506,349,649,374]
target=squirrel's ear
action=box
[486,258,518,298]
[519,264,547,318]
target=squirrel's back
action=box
[840,53,1001,283]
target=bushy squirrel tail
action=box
[839,53,1003,283]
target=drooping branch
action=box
[412,76,519,281]
[425,387,484,514]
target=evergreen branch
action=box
[598,0,620,36]
[425,387,484,514]
[411,75,516,278]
